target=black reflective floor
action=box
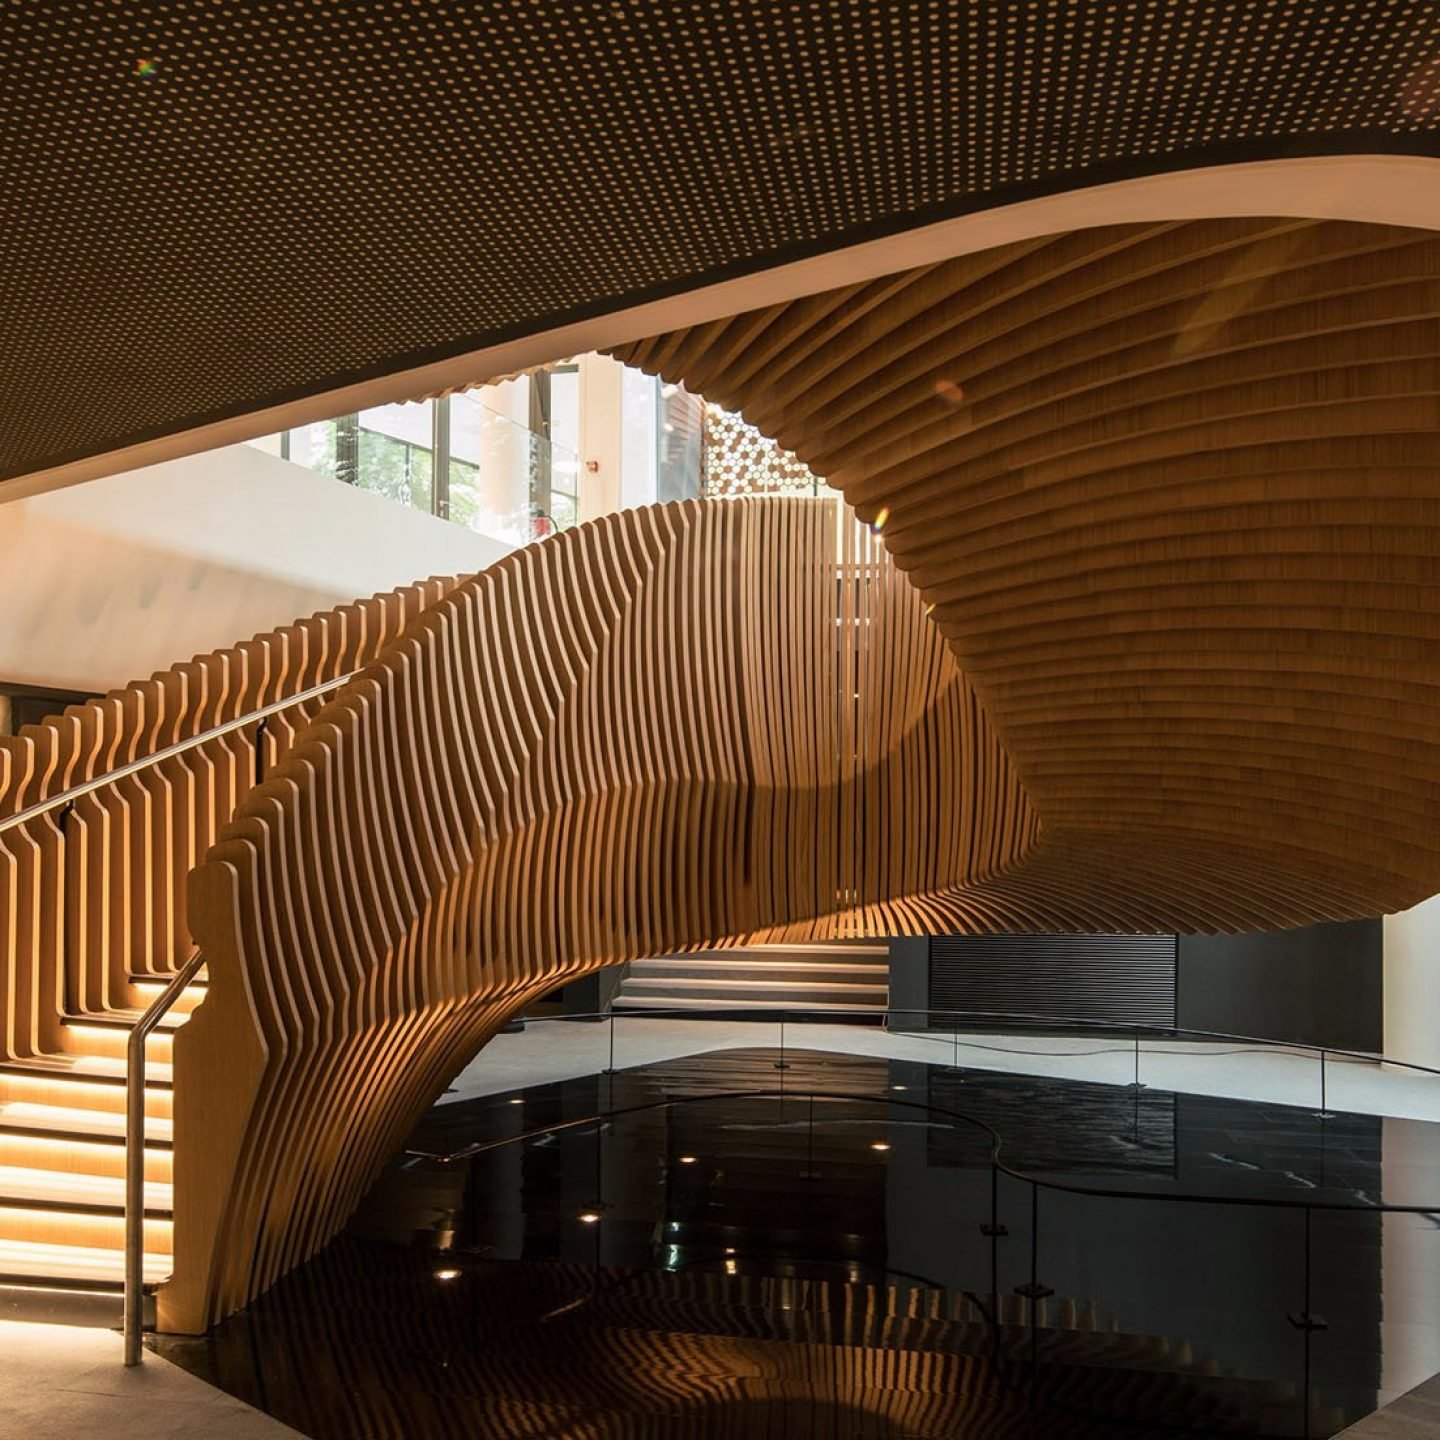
[156,1046,1440,1439]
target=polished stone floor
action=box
[155,1045,1440,1439]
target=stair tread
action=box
[0,1166,172,1213]
[64,1009,188,1033]
[621,977,887,992]
[613,996,884,1012]
[629,959,888,974]
[0,1238,171,1284]
[0,1102,173,1144]
[0,1055,173,1086]
[689,944,889,957]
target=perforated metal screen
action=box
[3,1,1440,480]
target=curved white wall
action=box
[1384,895,1440,1069]
[0,443,511,694]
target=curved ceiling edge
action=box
[10,154,1440,503]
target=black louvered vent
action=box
[929,934,1177,1029]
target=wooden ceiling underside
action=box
[611,218,1440,924]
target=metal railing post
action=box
[1316,1048,1335,1120]
[253,714,268,788]
[124,950,206,1367]
[0,673,356,841]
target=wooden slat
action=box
[163,497,1036,1331]
[0,576,458,1060]
[609,217,1440,927]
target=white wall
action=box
[578,354,624,521]
[1384,894,1440,1067]
[0,443,512,694]
[1383,898,1440,1399]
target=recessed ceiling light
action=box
[678,1155,697,1165]
[434,1268,461,1281]
[870,1141,891,1152]
[577,1211,602,1224]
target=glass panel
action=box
[355,430,405,503]
[287,419,338,478]
[549,369,580,455]
[448,389,577,544]
[409,444,433,513]
[358,399,433,449]
[447,458,481,529]
[658,383,703,501]
[550,490,577,528]
[620,367,658,507]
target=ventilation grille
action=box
[929,934,1178,1029]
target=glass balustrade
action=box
[160,1001,1440,1438]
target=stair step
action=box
[61,1022,175,1063]
[130,968,207,986]
[0,1069,172,1120]
[696,944,889,958]
[0,1054,173,1087]
[66,1008,189,1033]
[0,1203,170,1254]
[628,959,889,979]
[612,995,886,1015]
[130,979,208,1016]
[0,1238,171,1286]
[0,1165,171,1215]
[0,1280,149,1327]
[0,1133,171,1183]
[0,1101,172,1145]
[622,976,885,993]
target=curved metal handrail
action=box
[527,1001,1440,1083]
[0,673,361,1365]
[0,673,366,1364]
[410,1085,1440,1217]
[0,671,357,835]
[124,948,207,1367]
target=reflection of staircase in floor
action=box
[166,1239,1349,1438]
[613,941,889,1017]
[593,1269,1336,1437]
[0,971,208,1319]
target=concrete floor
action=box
[1340,1369,1440,1437]
[0,1320,300,1439]
[7,1017,1440,1440]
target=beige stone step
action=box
[0,1098,172,1145]
[0,1238,170,1286]
[0,1202,170,1254]
[0,1068,171,1119]
[0,1165,171,1214]
[0,1132,170,1184]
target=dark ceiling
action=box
[2,0,1439,482]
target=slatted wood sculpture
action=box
[0,576,456,1285]
[163,497,1035,1330]
[611,217,1440,927]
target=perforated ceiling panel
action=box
[2,0,1440,482]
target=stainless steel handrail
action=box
[0,672,357,836]
[0,670,364,1365]
[125,948,207,1367]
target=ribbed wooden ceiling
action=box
[611,218,1440,923]
[3,2,1440,482]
